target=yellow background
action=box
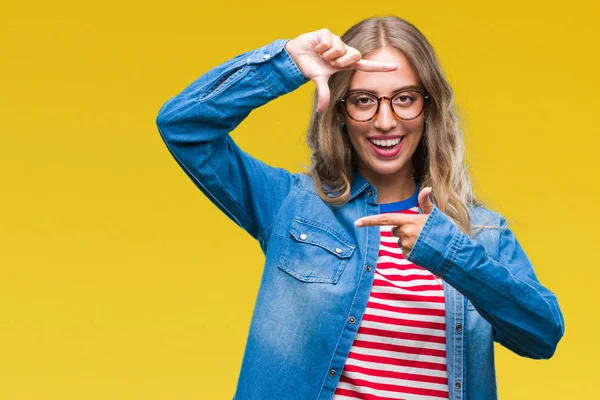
[1,0,598,398]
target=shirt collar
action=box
[348,170,373,201]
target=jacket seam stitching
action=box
[198,63,249,103]
[439,231,463,277]
[250,67,278,97]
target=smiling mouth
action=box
[368,137,404,149]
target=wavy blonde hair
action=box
[306,16,486,236]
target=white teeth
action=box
[369,137,402,147]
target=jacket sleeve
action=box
[406,205,565,359]
[155,40,309,248]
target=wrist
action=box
[283,39,307,79]
[284,39,300,63]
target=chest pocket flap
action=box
[278,217,356,284]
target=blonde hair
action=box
[306,16,486,236]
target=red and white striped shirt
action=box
[333,199,449,400]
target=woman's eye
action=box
[350,95,376,106]
[394,94,414,104]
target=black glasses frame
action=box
[339,90,430,122]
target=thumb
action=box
[418,186,434,214]
[313,75,331,112]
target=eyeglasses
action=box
[339,90,430,122]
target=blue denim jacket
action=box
[155,39,564,400]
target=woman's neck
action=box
[358,164,417,204]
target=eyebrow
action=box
[349,85,423,94]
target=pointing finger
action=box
[346,59,400,72]
[355,213,413,228]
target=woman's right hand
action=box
[284,28,400,112]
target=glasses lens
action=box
[391,91,425,120]
[344,92,379,121]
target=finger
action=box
[321,36,346,61]
[397,237,411,259]
[313,75,331,113]
[329,46,361,69]
[355,213,413,227]
[345,59,400,72]
[314,29,333,55]
[402,248,411,259]
[418,186,434,214]
[321,45,346,62]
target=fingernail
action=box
[354,220,363,227]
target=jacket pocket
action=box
[278,217,355,284]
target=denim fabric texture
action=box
[155,39,564,400]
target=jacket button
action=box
[454,380,462,389]
[367,190,374,196]
[335,248,342,254]
[299,233,307,240]
[349,316,356,324]
[329,369,336,377]
[455,324,463,333]
[366,265,372,272]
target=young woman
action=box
[156,16,564,400]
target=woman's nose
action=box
[373,98,398,131]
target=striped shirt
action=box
[333,193,449,400]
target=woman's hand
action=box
[285,28,400,112]
[354,187,434,259]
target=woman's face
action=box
[342,47,426,184]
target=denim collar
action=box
[348,171,372,201]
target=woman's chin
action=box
[362,159,411,178]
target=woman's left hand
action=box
[354,187,434,259]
